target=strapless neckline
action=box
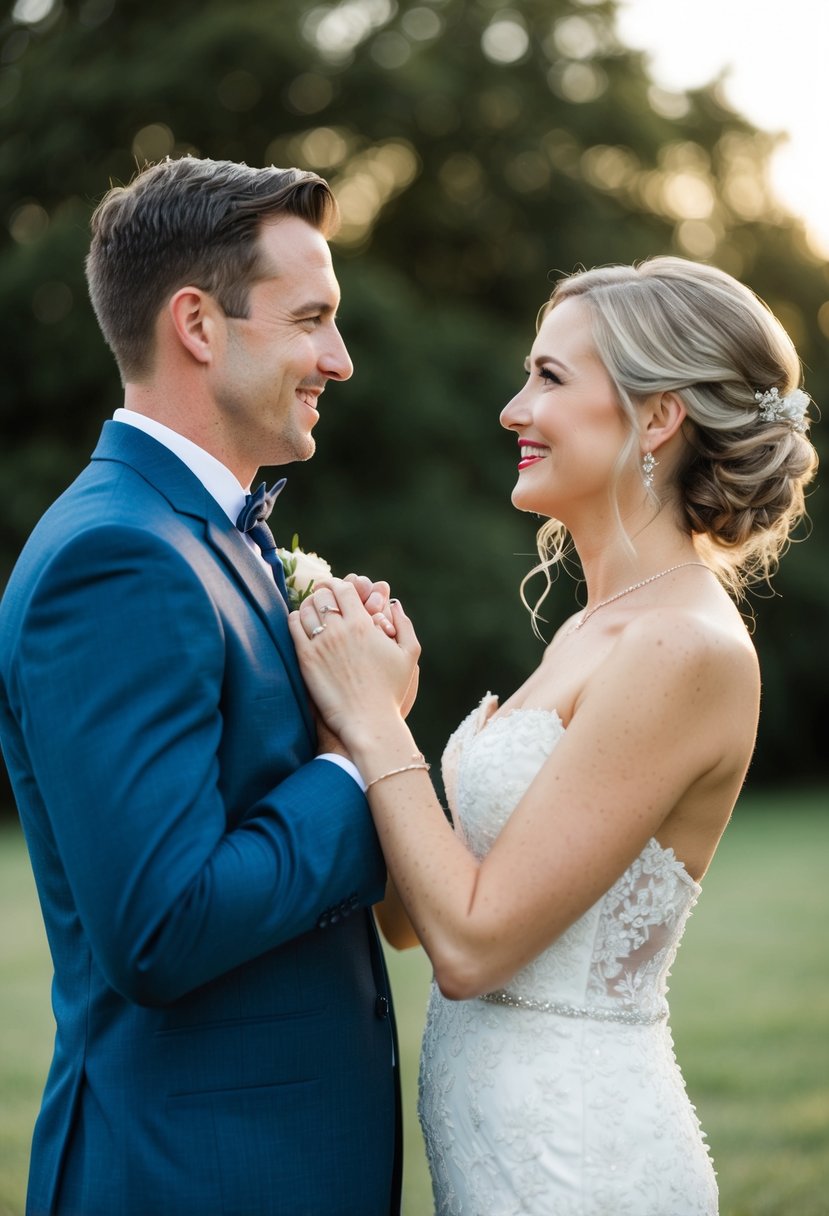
[467,693,699,892]
[477,700,566,736]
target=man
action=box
[0,157,401,1215]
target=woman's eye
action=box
[539,367,562,385]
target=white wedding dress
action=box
[418,694,719,1215]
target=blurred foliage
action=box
[1,0,827,812]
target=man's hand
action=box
[315,714,349,757]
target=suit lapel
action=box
[206,521,315,741]
[92,421,316,745]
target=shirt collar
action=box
[113,407,248,524]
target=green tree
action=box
[1,0,826,805]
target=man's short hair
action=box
[85,156,339,382]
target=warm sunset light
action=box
[618,0,829,259]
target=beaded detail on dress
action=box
[418,693,718,1216]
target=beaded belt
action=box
[479,988,668,1026]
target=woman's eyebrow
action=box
[524,354,572,374]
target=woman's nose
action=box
[499,385,529,431]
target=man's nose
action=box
[320,328,353,382]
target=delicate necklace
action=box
[573,562,711,631]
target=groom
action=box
[0,158,401,1215]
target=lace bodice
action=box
[442,693,701,1024]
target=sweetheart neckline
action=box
[467,695,701,893]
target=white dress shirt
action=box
[113,408,364,790]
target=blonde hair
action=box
[522,257,819,627]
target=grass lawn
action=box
[2,790,827,1216]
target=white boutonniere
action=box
[276,534,332,610]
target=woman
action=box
[289,257,818,1215]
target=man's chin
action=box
[265,437,316,467]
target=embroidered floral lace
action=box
[418,694,719,1215]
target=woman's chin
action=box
[511,484,545,514]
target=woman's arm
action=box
[291,582,757,1000]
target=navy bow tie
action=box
[236,479,289,603]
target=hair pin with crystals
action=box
[755,386,810,433]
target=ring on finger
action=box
[310,624,326,637]
[319,604,342,616]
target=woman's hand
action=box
[311,575,421,714]
[341,573,397,637]
[288,579,421,752]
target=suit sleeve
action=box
[13,523,387,1005]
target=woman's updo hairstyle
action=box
[540,256,818,599]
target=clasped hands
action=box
[287,575,421,754]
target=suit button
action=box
[317,913,330,930]
[374,994,389,1019]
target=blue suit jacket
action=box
[0,422,401,1216]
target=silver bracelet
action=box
[365,754,430,790]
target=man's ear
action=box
[643,390,687,451]
[168,287,220,365]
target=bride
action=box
[290,257,817,1215]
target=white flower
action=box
[289,547,332,591]
[276,535,332,609]
[755,386,810,433]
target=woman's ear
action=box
[643,390,687,451]
[167,287,220,365]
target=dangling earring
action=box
[642,450,658,490]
